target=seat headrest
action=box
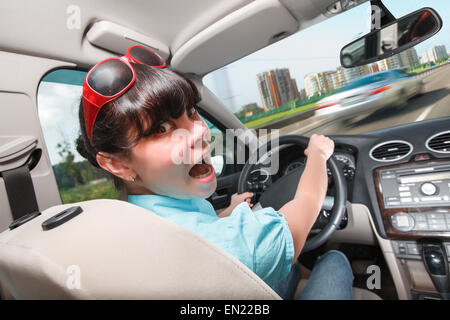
[0,199,280,299]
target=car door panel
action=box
[0,51,74,231]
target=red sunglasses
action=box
[82,45,166,141]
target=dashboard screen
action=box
[399,171,450,184]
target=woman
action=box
[77,45,354,299]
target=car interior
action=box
[0,0,449,300]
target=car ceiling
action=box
[0,0,368,74]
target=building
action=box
[420,45,449,64]
[290,78,301,101]
[376,47,420,71]
[367,63,380,74]
[318,71,340,92]
[420,54,429,64]
[304,73,321,98]
[257,68,299,109]
[341,65,370,84]
[429,45,449,62]
[377,55,400,71]
[398,48,420,69]
[207,67,236,111]
[298,88,306,100]
[336,66,347,87]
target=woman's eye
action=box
[155,122,172,134]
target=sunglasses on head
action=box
[82,45,167,141]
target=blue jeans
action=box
[273,250,354,300]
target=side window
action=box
[199,112,239,177]
[37,69,118,204]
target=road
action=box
[278,64,450,136]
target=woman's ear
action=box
[96,152,136,181]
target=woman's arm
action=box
[278,134,334,264]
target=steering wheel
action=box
[237,135,347,253]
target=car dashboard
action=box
[247,117,450,243]
[246,116,450,299]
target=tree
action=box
[56,140,84,187]
[234,103,264,118]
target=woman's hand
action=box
[218,192,254,218]
[304,133,334,161]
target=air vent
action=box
[369,140,413,162]
[426,131,450,154]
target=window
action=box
[199,111,240,177]
[38,69,118,204]
[203,0,450,136]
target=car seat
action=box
[0,199,381,299]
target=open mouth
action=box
[188,159,213,179]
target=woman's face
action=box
[127,106,217,199]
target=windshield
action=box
[203,0,450,136]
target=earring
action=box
[130,175,136,182]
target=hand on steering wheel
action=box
[237,135,347,253]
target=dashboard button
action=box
[421,182,437,196]
[429,213,444,219]
[414,154,431,161]
[428,218,446,225]
[392,212,415,232]
[414,213,426,221]
[429,224,446,231]
[421,196,442,202]
[386,196,400,201]
[400,192,411,197]
[415,222,429,230]
[407,243,420,255]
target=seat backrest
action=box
[0,199,280,299]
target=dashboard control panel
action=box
[378,162,450,209]
[374,158,450,239]
[391,211,450,233]
[392,240,450,261]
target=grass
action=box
[409,60,450,74]
[60,180,119,204]
[244,102,317,128]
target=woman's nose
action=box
[178,114,209,149]
[188,120,208,149]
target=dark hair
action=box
[76,63,200,190]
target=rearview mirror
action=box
[341,8,442,68]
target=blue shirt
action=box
[128,194,294,288]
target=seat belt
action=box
[2,163,39,220]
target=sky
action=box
[39,0,450,164]
[203,0,450,112]
[38,81,83,164]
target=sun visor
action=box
[86,21,170,60]
[171,0,299,75]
